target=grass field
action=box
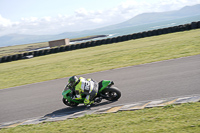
[0,29,200,89]
[1,102,199,133]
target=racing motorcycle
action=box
[62,80,121,107]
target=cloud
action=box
[0,15,12,27]
[90,18,103,23]
[0,0,200,36]
[75,8,89,18]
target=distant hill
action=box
[1,4,200,47]
[94,4,200,31]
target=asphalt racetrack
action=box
[0,55,200,124]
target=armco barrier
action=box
[96,40,101,46]
[147,30,153,36]
[101,39,105,44]
[59,47,64,52]
[23,52,28,56]
[106,38,111,44]
[49,48,54,54]
[101,39,106,44]
[80,43,85,48]
[58,47,63,52]
[68,45,73,51]
[191,22,197,29]
[10,55,17,61]
[64,45,70,51]
[172,26,179,32]
[11,55,17,61]
[43,49,49,55]
[198,21,200,28]
[1,56,5,63]
[60,47,65,52]
[137,32,142,38]
[4,56,9,62]
[142,32,147,37]
[38,50,44,56]
[127,35,132,40]
[2,56,6,62]
[111,37,116,43]
[85,42,90,48]
[90,41,95,47]
[100,40,104,45]
[162,28,168,34]
[17,54,22,59]
[71,44,76,50]
[94,40,99,46]
[1,21,200,63]
[28,52,33,56]
[131,33,137,39]
[52,48,57,53]
[7,56,11,62]
[116,36,121,42]
[167,27,172,33]
[33,51,38,56]
[152,30,158,36]
[75,44,80,49]
[122,35,128,41]
[99,40,104,45]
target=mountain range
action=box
[0,4,200,47]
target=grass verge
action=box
[0,29,200,89]
[1,102,200,133]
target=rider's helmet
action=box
[67,76,78,89]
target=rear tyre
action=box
[102,87,121,101]
[62,98,79,107]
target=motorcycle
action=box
[62,80,121,107]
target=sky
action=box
[0,0,200,36]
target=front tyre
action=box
[102,87,121,101]
[62,98,79,107]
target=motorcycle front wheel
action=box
[62,98,79,107]
[102,87,121,101]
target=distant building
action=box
[49,38,70,48]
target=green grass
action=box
[0,29,200,89]
[1,102,200,133]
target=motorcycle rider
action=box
[67,76,98,107]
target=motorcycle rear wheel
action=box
[62,98,79,107]
[102,87,121,101]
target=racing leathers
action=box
[73,77,98,106]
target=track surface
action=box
[0,55,200,124]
